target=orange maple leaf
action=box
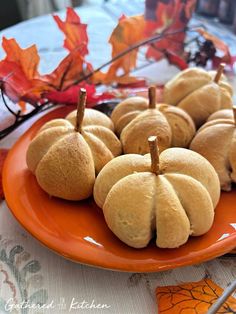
[93,15,146,85]
[53,7,88,55]
[156,278,236,314]
[0,38,47,104]
[43,49,92,91]
[2,37,40,79]
[0,37,92,105]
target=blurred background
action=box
[0,0,87,30]
[0,0,236,33]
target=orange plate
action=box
[3,106,236,272]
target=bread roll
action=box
[112,86,195,154]
[94,137,220,248]
[27,89,122,200]
[190,109,236,191]
[163,65,233,127]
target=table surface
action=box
[0,1,236,313]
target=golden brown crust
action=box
[177,83,221,127]
[93,154,150,208]
[159,148,220,207]
[157,104,196,147]
[163,68,233,127]
[154,175,190,248]
[66,108,114,131]
[208,109,234,122]
[84,125,122,159]
[229,134,236,184]
[190,120,236,191]
[220,87,233,109]
[82,125,122,174]
[26,126,73,173]
[111,96,148,129]
[39,119,72,133]
[164,68,212,105]
[115,110,143,136]
[198,118,234,133]
[103,173,156,248]
[120,109,172,154]
[36,133,95,200]
[164,174,214,236]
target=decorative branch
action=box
[0,88,20,118]
[0,25,208,141]
[0,100,53,140]
[75,27,188,85]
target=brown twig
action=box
[0,100,54,140]
[0,25,202,141]
[75,88,86,132]
[74,28,188,85]
[148,86,156,109]
[148,136,159,175]
[214,63,225,83]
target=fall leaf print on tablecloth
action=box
[156,278,236,313]
[0,235,48,313]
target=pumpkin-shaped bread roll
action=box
[163,64,233,127]
[190,108,236,191]
[111,86,195,154]
[94,137,220,249]
[26,89,122,201]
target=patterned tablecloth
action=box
[0,1,236,313]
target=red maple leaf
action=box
[45,82,114,106]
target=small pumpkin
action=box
[26,89,122,201]
[94,136,220,249]
[190,107,236,191]
[111,86,195,154]
[163,64,233,127]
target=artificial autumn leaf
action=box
[0,60,46,104]
[93,15,146,85]
[0,38,48,104]
[43,49,93,91]
[53,7,88,56]
[145,0,197,62]
[196,28,232,67]
[45,82,114,107]
[156,278,236,314]
[2,37,40,79]
[164,50,188,70]
[18,101,26,111]
[0,148,9,199]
